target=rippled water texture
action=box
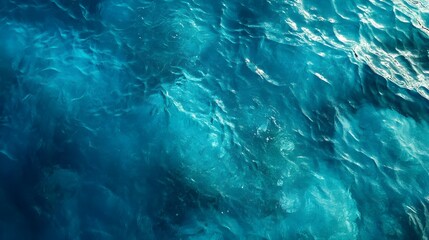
[0,0,429,239]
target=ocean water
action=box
[0,0,428,239]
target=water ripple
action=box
[0,0,428,239]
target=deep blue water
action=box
[0,0,429,239]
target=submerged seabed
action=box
[0,0,429,239]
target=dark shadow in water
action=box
[145,165,222,239]
[0,67,16,115]
[0,148,53,239]
[349,64,429,122]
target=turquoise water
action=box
[0,0,429,239]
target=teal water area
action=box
[0,0,429,239]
